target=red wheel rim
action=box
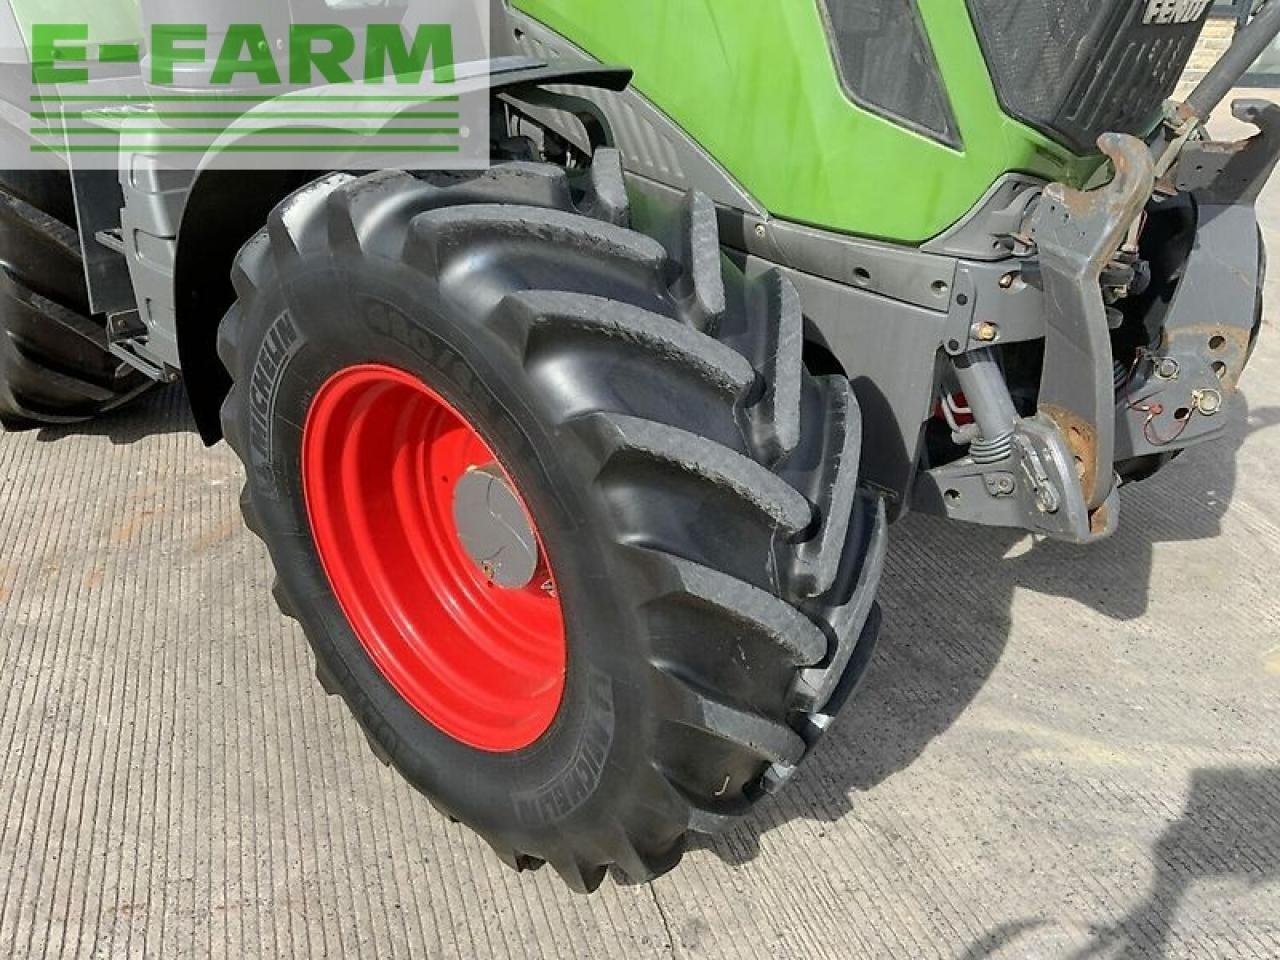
[301,364,566,752]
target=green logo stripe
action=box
[31,112,460,120]
[32,111,459,120]
[31,127,462,137]
[32,144,463,154]
[31,95,462,104]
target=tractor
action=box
[1,0,1276,891]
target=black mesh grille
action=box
[817,0,960,147]
[965,0,1211,154]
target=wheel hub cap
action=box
[301,363,566,752]
[452,464,541,590]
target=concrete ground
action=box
[4,102,1280,960]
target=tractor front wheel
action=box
[217,153,886,890]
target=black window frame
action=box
[814,0,963,150]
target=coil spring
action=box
[970,431,1015,465]
[1114,360,1130,391]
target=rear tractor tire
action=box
[218,150,887,890]
[0,170,149,429]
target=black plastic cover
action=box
[816,0,960,148]
[966,0,1211,154]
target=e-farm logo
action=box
[31,22,457,87]
[16,15,490,171]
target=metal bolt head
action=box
[1193,388,1223,417]
[998,272,1016,290]
[1035,486,1060,514]
[1154,357,1181,381]
[754,224,767,240]
[983,473,1016,498]
[973,321,999,343]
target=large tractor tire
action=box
[0,170,150,429]
[218,151,887,891]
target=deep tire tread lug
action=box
[422,161,576,210]
[656,666,806,767]
[7,338,115,401]
[791,497,888,714]
[267,172,355,267]
[547,853,608,895]
[655,771,742,836]
[325,170,428,257]
[745,270,804,464]
[362,727,393,768]
[485,838,547,873]
[790,376,862,599]
[314,658,340,696]
[0,186,80,253]
[230,230,272,305]
[677,192,727,331]
[0,272,108,351]
[238,484,264,540]
[272,576,299,621]
[578,148,630,226]
[216,305,244,378]
[501,290,754,398]
[573,411,813,535]
[405,203,668,279]
[608,821,682,883]
[639,549,826,667]
[219,389,248,461]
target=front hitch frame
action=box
[914,14,1280,543]
[916,135,1156,542]
[1031,134,1156,528]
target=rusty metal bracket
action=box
[1114,101,1278,464]
[1030,134,1155,518]
[1171,99,1280,206]
[913,415,1114,543]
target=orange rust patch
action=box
[1089,504,1110,537]
[1041,404,1101,506]
[1167,323,1253,392]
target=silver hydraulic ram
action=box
[1186,0,1280,121]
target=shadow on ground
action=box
[1071,765,1280,959]
[958,765,1280,959]
[17,383,198,446]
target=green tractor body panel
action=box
[510,0,1093,244]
